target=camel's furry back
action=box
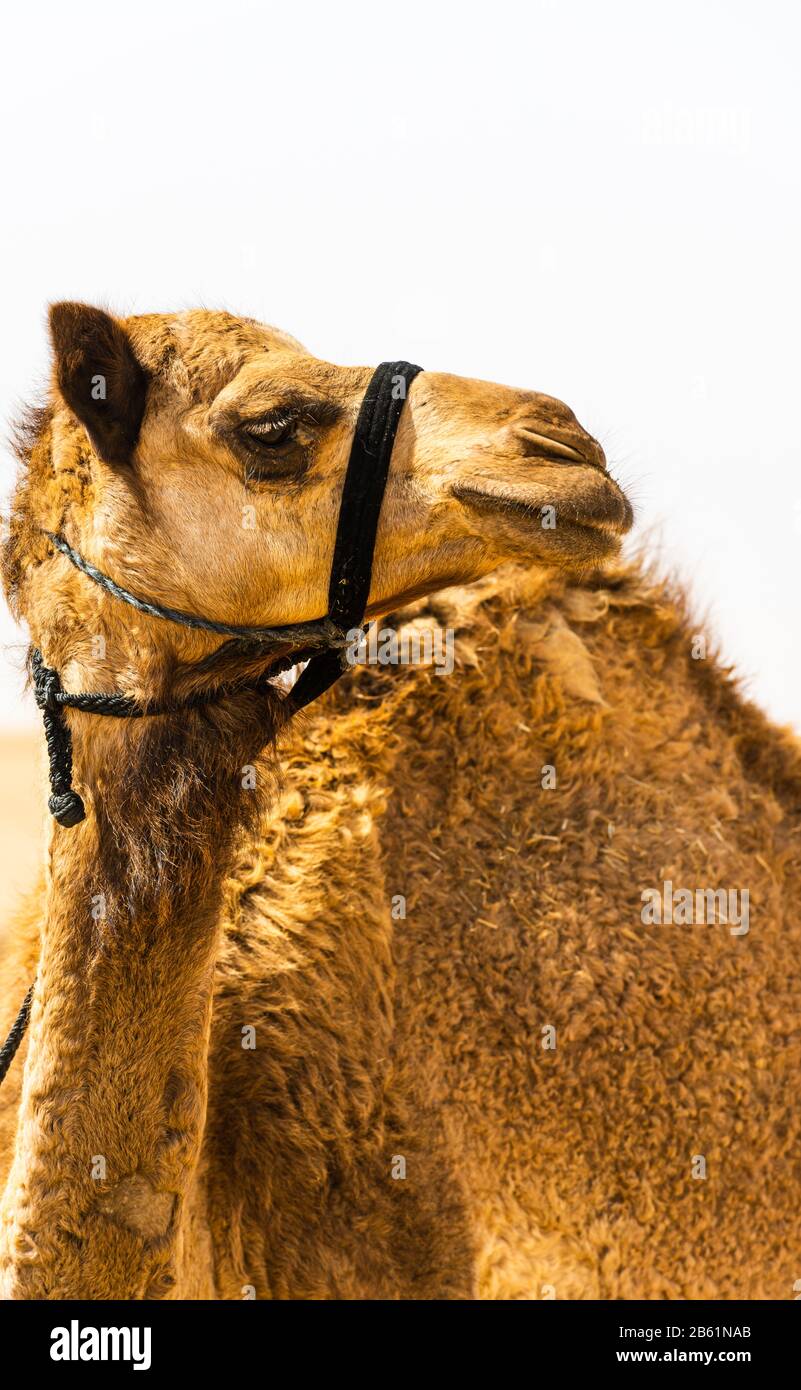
[2,559,799,1298]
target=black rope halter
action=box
[0,360,423,1082]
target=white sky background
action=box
[1,0,799,730]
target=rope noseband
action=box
[0,360,422,1081]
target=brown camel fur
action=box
[1,305,798,1299]
[0,304,632,1299]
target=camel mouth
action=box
[453,474,633,560]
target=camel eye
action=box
[240,415,295,448]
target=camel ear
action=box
[48,302,149,466]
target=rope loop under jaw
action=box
[42,531,351,654]
[28,643,322,829]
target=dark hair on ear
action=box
[49,302,148,466]
[2,400,53,616]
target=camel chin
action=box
[453,459,633,568]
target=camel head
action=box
[6,305,632,689]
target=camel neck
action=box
[0,690,282,1298]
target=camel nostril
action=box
[514,424,606,468]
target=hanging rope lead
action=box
[31,647,86,828]
[0,983,35,1086]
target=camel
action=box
[0,304,797,1300]
[0,303,631,1299]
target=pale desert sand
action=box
[0,733,43,932]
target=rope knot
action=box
[30,647,61,710]
[324,620,350,650]
[34,668,61,713]
[48,789,86,828]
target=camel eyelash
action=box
[224,399,342,480]
[239,411,296,444]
